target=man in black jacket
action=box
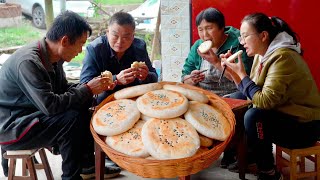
[80,11,158,104]
[0,11,119,179]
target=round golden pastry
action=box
[101,70,113,83]
[131,61,145,68]
[199,134,214,147]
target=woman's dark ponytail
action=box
[270,16,299,44]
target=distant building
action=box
[0,3,22,28]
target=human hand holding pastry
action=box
[86,71,117,94]
[131,61,149,81]
[197,41,221,68]
[220,50,246,84]
[136,64,149,81]
[116,68,136,85]
[183,69,206,85]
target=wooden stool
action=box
[276,141,320,180]
[3,148,54,180]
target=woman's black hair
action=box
[242,12,299,44]
[196,7,225,29]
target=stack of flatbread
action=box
[92,83,232,160]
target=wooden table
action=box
[94,98,251,180]
[222,98,251,180]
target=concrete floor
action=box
[0,150,256,180]
[0,147,315,180]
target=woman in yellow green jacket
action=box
[221,12,320,180]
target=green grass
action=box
[0,24,44,47]
[72,51,85,64]
[0,0,157,62]
[71,32,154,64]
[95,0,144,5]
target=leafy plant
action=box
[94,0,144,5]
[1,1,157,63]
[72,51,85,63]
[0,23,44,47]
[135,32,153,54]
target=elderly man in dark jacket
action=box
[0,11,119,180]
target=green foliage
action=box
[0,1,158,63]
[72,51,85,63]
[0,24,43,47]
[72,31,155,64]
[95,0,144,5]
[135,32,153,54]
[92,0,145,17]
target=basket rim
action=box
[90,81,236,177]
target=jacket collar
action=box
[38,37,55,72]
[259,32,301,63]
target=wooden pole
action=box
[150,5,161,61]
[44,0,54,29]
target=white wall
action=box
[160,0,190,82]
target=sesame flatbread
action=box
[145,156,156,160]
[141,118,200,160]
[92,99,140,136]
[114,83,163,100]
[199,134,214,147]
[184,101,231,141]
[198,40,213,54]
[163,84,209,103]
[136,89,189,119]
[106,120,149,157]
[140,113,153,121]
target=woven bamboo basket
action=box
[90,81,236,178]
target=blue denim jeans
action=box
[244,108,319,171]
[224,91,247,100]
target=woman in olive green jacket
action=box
[221,13,320,180]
